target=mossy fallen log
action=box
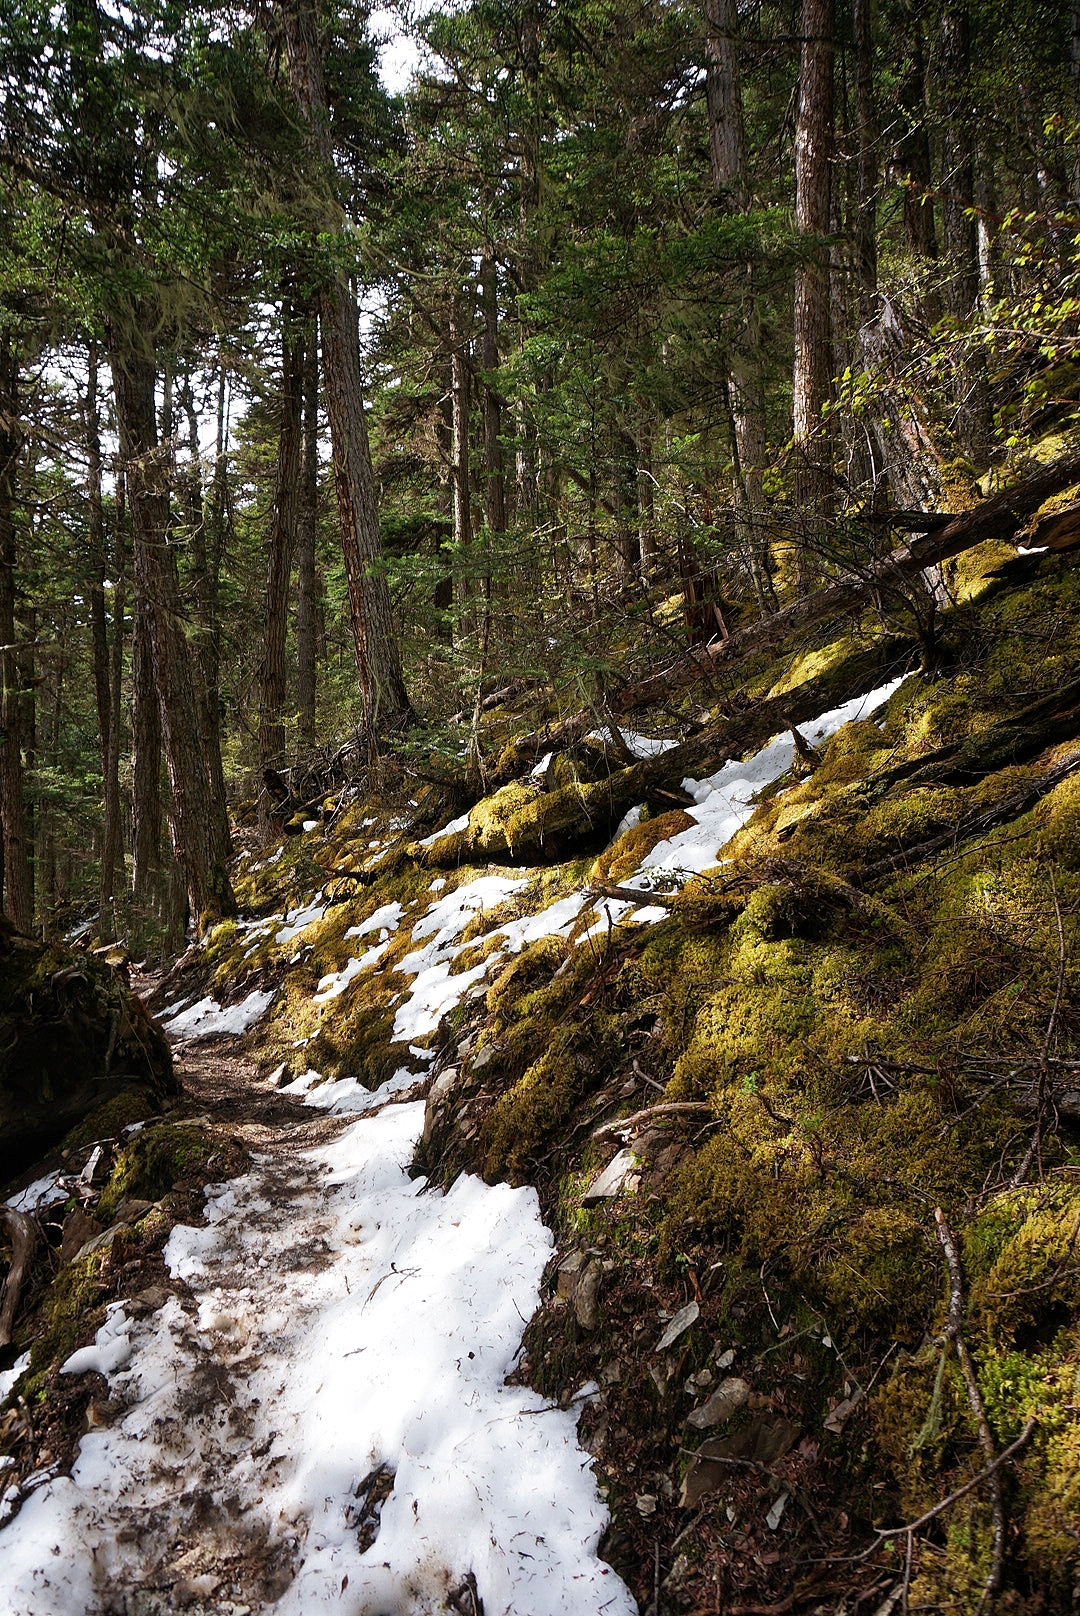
[413,638,915,867]
[612,450,1080,713]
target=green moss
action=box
[95,1123,218,1224]
[24,1249,110,1385]
[61,1089,156,1152]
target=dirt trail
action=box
[0,1025,632,1616]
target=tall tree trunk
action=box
[260,317,304,822]
[480,247,506,539]
[0,335,32,933]
[85,344,123,941]
[130,564,162,922]
[296,314,319,757]
[200,358,233,882]
[111,343,234,930]
[940,5,991,464]
[793,0,836,567]
[449,291,473,558]
[705,0,770,607]
[279,0,412,736]
[852,0,876,313]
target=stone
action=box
[655,1301,699,1353]
[556,1251,587,1299]
[679,1417,800,1509]
[581,1148,636,1206]
[573,1260,602,1331]
[60,1208,102,1266]
[686,1376,750,1431]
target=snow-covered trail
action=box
[1,1095,634,1616]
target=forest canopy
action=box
[0,0,1075,948]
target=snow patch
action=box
[160,989,276,1041]
[0,1104,632,1616]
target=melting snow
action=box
[5,1173,66,1214]
[276,896,326,945]
[0,1352,29,1403]
[628,676,907,889]
[590,728,678,760]
[0,1102,631,1616]
[160,989,276,1042]
[282,1064,422,1115]
[344,900,404,939]
[418,811,470,848]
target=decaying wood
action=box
[611,451,1080,713]
[592,1102,713,1141]
[859,746,1080,882]
[0,1207,38,1348]
[935,1208,1006,1607]
[417,640,914,867]
[1018,498,1080,552]
[586,882,677,909]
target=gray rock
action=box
[573,1260,602,1331]
[686,1376,750,1430]
[655,1300,699,1353]
[582,1148,637,1206]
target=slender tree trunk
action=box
[940,5,991,464]
[110,343,234,930]
[296,314,319,757]
[480,247,506,539]
[705,0,770,607]
[200,359,232,881]
[449,291,473,558]
[130,567,162,919]
[852,0,877,313]
[260,316,304,823]
[85,344,123,940]
[279,0,412,735]
[0,336,32,933]
[793,0,835,569]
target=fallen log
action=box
[859,746,1080,882]
[0,1207,38,1348]
[414,638,915,868]
[612,451,1080,714]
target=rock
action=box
[555,1251,587,1299]
[573,1260,602,1331]
[635,1493,657,1517]
[686,1376,750,1431]
[0,928,175,1184]
[679,1416,800,1509]
[656,1300,699,1353]
[126,1285,171,1316]
[60,1208,102,1266]
[581,1148,637,1205]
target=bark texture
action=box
[111,345,235,929]
[793,0,836,544]
[260,319,304,820]
[0,336,32,933]
[279,0,412,734]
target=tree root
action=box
[0,1208,39,1348]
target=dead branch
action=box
[935,1208,1006,1609]
[0,1208,39,1348]
[613,451,1080,713]
[592,1102,713,1140]
[586,882,677,909]
[860,748,1080,884]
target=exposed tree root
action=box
[0,1208,38,1348]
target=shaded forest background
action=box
[0,0,1076,953]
